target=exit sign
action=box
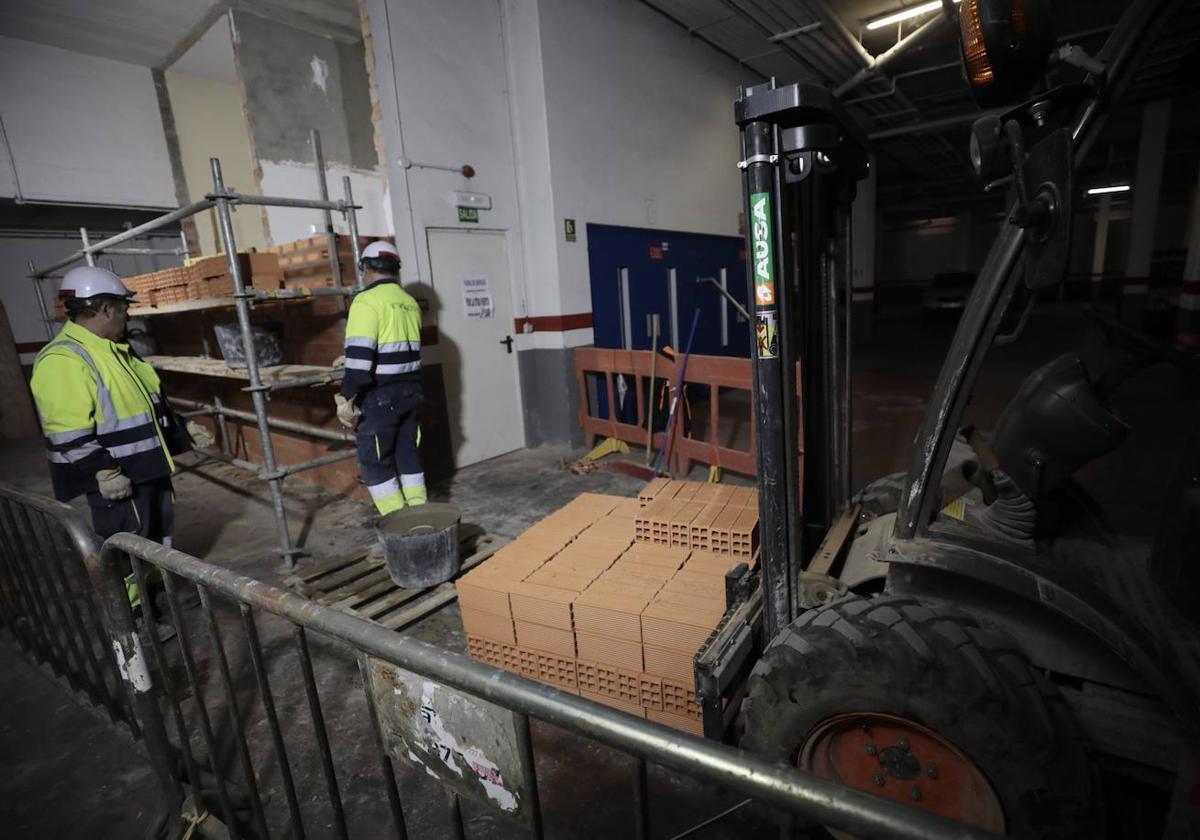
[458,206,479,223]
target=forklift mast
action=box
[735,82,868,640]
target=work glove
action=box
[96,468,133,501]
[186,420,216,449]
[331,355,345,369]
[335,394,361,429]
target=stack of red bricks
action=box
[459,481,759,734]
[186,252,283,299]
[104,253,285,311]
[635,478,760,557]
[261,234,374,291]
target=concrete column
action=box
[1090,194,1112,301]
[1178,168,1200,349]
[851,155,877,344]
[1122,99,1171,325]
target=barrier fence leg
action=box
[242,604,307,838]
[357,655,410,840]
[632,756,651,840]
[198,586,269,837]
[94,551,185,831]
[159,567,239,831]
[295,624,349,839]
[514,713,543,839]
[130,555,202,819]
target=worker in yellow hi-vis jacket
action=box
[30,266,213,607]
[334,241,427,514]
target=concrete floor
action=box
[2,301,1195,838]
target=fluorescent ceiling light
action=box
[1087,185,1131,195]
[866,0,960,31]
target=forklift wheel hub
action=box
[797,712,1005,834]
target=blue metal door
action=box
[586,224,748,426]
[586,224,748,356]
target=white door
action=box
[426,229,524,466]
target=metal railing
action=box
[1,484,997,839]
[0,486,136,732]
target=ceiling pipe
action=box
[714,0,830,83]
[0,111,25,204]
[868,109,1003,141]
[805,1,873,66]
[806,0,965,169]
[635,1,768,79]
[834,12,955,97]
[767,21,822,42]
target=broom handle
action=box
[645,320,658,465]
[653,308,701,476]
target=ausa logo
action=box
[751,192,775,305]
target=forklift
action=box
[695,0,1200,835]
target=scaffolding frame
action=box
[31,136,367,568]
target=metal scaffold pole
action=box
[28,140,367,569]
[209,156,298,567]
[27,258,55,339]
[311,129,346,307]
[342,176,366,291]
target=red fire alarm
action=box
[649,246,663,260]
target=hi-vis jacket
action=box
[340,278,422,400]
[31,320,176,501]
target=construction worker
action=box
[334,241,427,514]
[30,266,212,607]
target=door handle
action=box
[499,335,514,354]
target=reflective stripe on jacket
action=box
[31,321,175,501]
[341,278,423,399]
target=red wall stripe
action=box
[512,313,593,333]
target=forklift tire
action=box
[741,593,1094,837]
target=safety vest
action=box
[340,278,423,399]
[31,320,175,501]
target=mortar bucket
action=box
[376,503,461,589]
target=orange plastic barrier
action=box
[574,348,802,478]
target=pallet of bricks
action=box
[262,234,375,291]
[457,480,758,735]
[185,252,282,299]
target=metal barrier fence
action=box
[1,484,996,840]
[0,486,136,732]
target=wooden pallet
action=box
[284,525,505,631]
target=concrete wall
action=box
[230,11,387,243]
[362,0,530,337]
[232,12,376,171]
[165,70,268,254]
[361,0,750,445]
[0,37,175,207]
[537,0,747,340]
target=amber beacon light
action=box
[958,0,1055,107]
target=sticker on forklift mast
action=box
[756,310,779,358]
[750,191,776,306]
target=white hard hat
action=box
[361,241,400,261]
[59,266,135,301]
